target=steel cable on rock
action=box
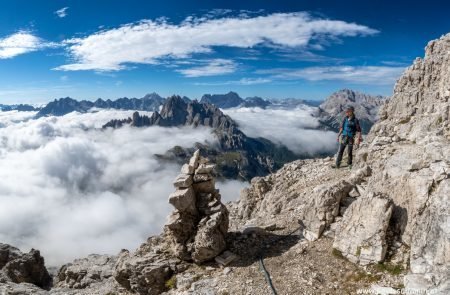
[256,225,304,295]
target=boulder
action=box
[333,193,393,265]
[0,244,51,289]
[192,210,229,263]
[113,249,174,295]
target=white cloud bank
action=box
[0,110,223,266]
[223,105,338,155]
[55,12,378,71]
[55,7,69,18]
[0,32,51,59]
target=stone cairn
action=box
[164,150,229,263]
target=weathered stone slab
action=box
[173,173,193,188]
[168,187,196,214]
[332,193,393,265]
[181,163,195,175]
[195,164,215,174]
[301,180,353,241]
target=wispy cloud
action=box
[0,31,52,59]
[259,66,405,85]
[194,77,272,86]
[55,7,69,18]
[177,59,237,77]
[55,12,378,71]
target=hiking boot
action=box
[348,164,352,170]
[331,164,340,169]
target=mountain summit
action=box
[200,91,244,108]
[318,89,387,133]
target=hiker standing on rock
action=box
[333,106,362,169]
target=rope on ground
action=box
[257,224,303,295]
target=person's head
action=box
[345,106,355,117]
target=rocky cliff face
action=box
[234,33,450,293]
[358,33,450,292]
[103,95,297,180]
[318,89,387,133]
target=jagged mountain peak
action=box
[318,88,388,133]
[35,93,166,118]
[200,91,244,108]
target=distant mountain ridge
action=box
[0,104,41,112]
[200,91,244,108]
[103,95,298,180]
[200,91,320,109]
[22,89,385,137]
[317,89,387,134]
[32,91,326,119]
[34,93,165,118]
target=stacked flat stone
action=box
[165,150,229,263]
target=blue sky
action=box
[0,0,449,104]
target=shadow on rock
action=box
[221,229,303,268]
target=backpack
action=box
[342,116,359,138]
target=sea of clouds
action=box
[0,109,247,266]
[223,105,337,155]
[0,105,335,266]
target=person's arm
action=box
[355,119,362,143]
[337,118,344,141]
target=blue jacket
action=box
[341,116,361,137]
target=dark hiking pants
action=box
[336,135,354,167]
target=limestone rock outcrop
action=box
[355,33,450,293]
[301,179,354,241]
[110,233,189,295]
[333,193,393,265]
[230,35,450,293]
[55,254,117,289]
[0,243,52,289]
[165,150,229,263]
